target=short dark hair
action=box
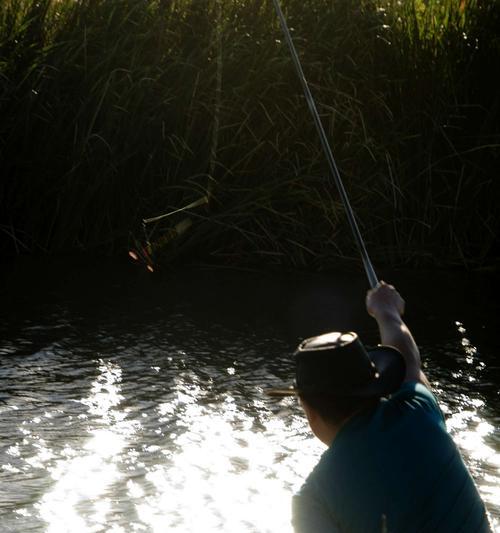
[299,393,379,426]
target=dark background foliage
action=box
[1,0,498,269]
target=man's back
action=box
[293,382,491,532]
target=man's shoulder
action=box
[297,382,447,498]
[392,379,435,397]
[385,380,443,415]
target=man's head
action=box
[299,391,379,427]
[267,331,406,443]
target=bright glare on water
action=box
[1,320,321,532]
[0,266,499,532]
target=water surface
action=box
[1,258,499,532]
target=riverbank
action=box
[1,0,499,269]
[2,253,499,345]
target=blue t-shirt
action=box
[292,382,491,532]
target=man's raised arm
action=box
[366,281,430,388]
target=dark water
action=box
[1,257,499,532]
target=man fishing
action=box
[268,281,491,532]
[268,0,492,528]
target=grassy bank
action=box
[0,0,499,269]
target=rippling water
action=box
[1,260,499,532]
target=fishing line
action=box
[271,0,379,288]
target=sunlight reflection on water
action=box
[0,312,498,532]
[35,360,134,532]
[429,321,500,530]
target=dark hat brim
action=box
[265,345,405,398]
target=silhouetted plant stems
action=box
[0,0,498,269]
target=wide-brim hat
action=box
[266,331,405,398]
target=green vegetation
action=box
[1,0,498,269]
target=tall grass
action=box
[0,0,498,268]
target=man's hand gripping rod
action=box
[271,0,379,289]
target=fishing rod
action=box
[271,0,379,289]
